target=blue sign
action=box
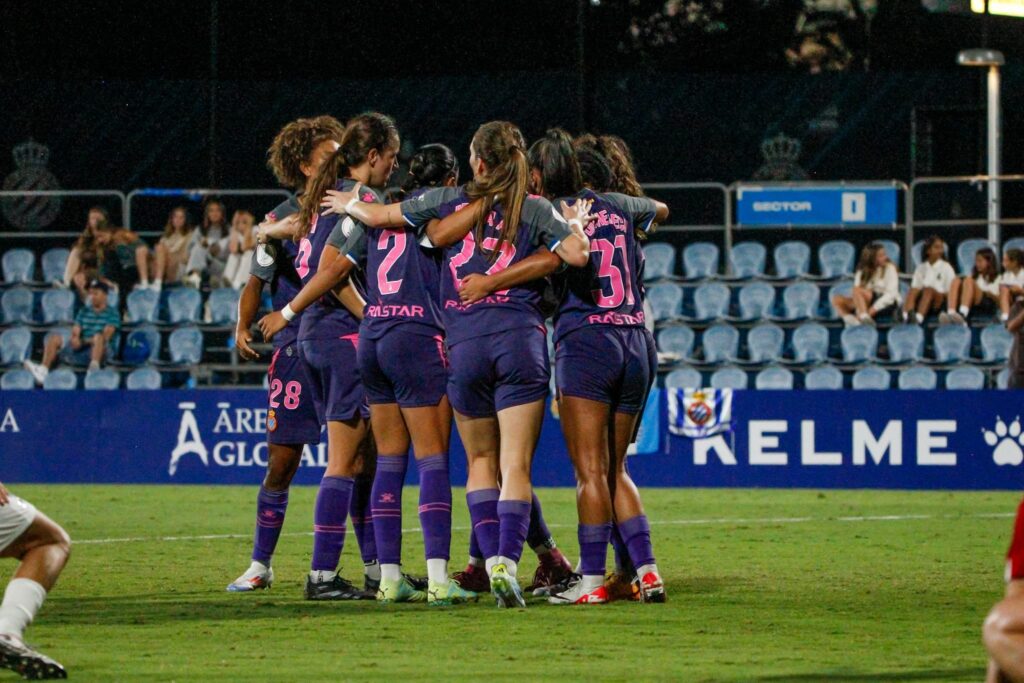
[736,186,899,226]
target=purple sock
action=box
[466,489,500,559]
[252,486,289,566]
[311,475,353,571]
[578,523,612,576]
[416,455,452,561]
[497,499,532,563]
[610,524,633,573]
[371,455,406,565]
[527,491,555,551]
[468,527,482,562]
[618,515,655,569]
[351,472,378,564]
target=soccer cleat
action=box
[376,576,427,604]
[304,574,375,601]
[452,564,490,593]
[526,548,575,596]
[365,572,428,594]
[638,571,667,603]
[226,563,274,592]
[427,579,479,607]
[0,634,66,680]
[603,571,641,602]
[548,576,609,605]
[489,564,526,609]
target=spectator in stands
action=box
[1006,295,1024,388]
[832,242,899,327]
[221,209,256,289]
[94,223,151,294]
[152,206,194,291]
[1000,248,1024,324]
[902,236,955,325]
[942,246,1000,326]
[62,206,108,298]
[23,280,120,384]
[184,199,229,289]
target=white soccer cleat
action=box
[226,562,274,592]
[548,576,608,605]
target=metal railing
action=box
[125,188,293,231]
[639,181,731,251]
[909,175,1024,256]
[0,190,127,239]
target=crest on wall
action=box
[752,133,808,181]
[2,140,62,229]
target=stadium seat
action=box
[1,249,34,284]
[876,240,901,269]
[642,242,676,281]
[1,287,33,324]
[956,238,998,275]
[734,282,775,320]
[825,280,853,320]
[40,248,69,284]
[980,324,1013,363]
[0,369,33,390]
[126,366,162,390]
[168,326,203,365]
[657,326,695,359]
[122,325,160,365]
[84,369,120,390]
[208,288,239,324]
[778,282,819,320]
[41,289,75,324]
[710,366,748,389]
[701,324,739,364]
[42,368,77,390]
[931,324,971,363]
[1004,237,1024,254]
[804,365,844,390]
[998,367,1011,389]
[126,289,159,323]
[746,324,784,363]
[686,282,730,321]
[648,283,683,321]
[945,366,985,390]
[755,366,793,389]
[817,240,855,279]
[852,365,890,390]
[682,242,719,280]
[167,288,202,324]
[898,366,937,390]
[840,325,879,363]
[727,241,766,279]
[0,327,31,365]
[791,323,830,363]
[44,327,71,348]
[772,241,811,279]
[664,367,702,389]
[884,324,924,363]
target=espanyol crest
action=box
[668,388,733,439]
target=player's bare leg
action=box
[985,581,1024,683]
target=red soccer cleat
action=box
[452,564,490,593]
[526,548,575,595]
[638,571,666,603]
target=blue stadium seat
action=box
[168,326,203,365]
[0,369,33,390]
[43,368,77,390]
[122,325,160,365]
[778,282,819,320]
[657,326,695,359]
[998,367,1011,389]
[1,249,34,284]
[746,324,784,363]
[804,366,844,390]
[701,324,739,364]
[957,238,998,276]
[167,288,202,324]
[852,365,890,390]
[647,283,683,321]
[710,366,748,389]
[945,366,985,390]
[126,289,159,323]
[1,287,33,324]
[0,327,31,365]
[41,289,75,324]
[687,283,730,321]
[980,324,1014,363]
[755,366,793,389]
[126,366,162,390]
[682,242,720,280]
[727,241,766,279]
[898,366,937,390]
[772,241,811,279]
[208,288,239,325]
[931,324,971,363]
[44,327,71,348]
[642,243,676,281]
[734,282,775,320]
[884,324,924,363]
[840,325,879,363]
[791,323,830,363]
[876,240,901,269]
[664,367,702,390]
[1004,238,1024,254]
[911,239,948,269]
[40,248,69,284]
[84,369,120,390]
[817,240,855,279]
[826,280,853,320]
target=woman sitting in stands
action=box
[832,243,899,327]
[63,206,109,299]
[942,246,1000,325]
[152,206,195,291]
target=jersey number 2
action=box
[376,230,407,295]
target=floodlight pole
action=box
[958,48,1004,246]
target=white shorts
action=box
[0,496,37,552]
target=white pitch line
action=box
[71,511,1015,546]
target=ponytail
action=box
[297,148,344,240]
[465,121,529,263]
[398,143,459,200]
[527,128,582,200]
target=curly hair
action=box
[267,115,347,191]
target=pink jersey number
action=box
[269,379,301,410]
[449,232,517,292]
[377,230,407,295]
[591,235,633,308]
[296,238,313,280]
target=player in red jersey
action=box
[985,498,1024,682]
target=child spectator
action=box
[184,199,229,288]
[221,209,256,289]
[152,206,194,291]
[23,280,120,383]
[902,236,955,325]
[94,224,151,294]
[1000,248,1024,324]
[832,242,899,327]
[62,206,108,298]
[942,246,1000,325]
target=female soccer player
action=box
[226,115,344,593]
[984,498,1024,682]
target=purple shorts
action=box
[555,326,656,415]
[300,336,370,423]
[447,326,550,418]
[358,328,448,408]
[266,345,322,445]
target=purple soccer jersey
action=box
[250,197,305,349]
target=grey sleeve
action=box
[249,241,281,283]
[605,192,658,232]
[341,224,368,265]
[524,196,573,251]
[399,187,463,227]
[326,217,357,251]
[265,196,300,222]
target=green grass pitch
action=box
[2,485,1018,681]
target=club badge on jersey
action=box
[667,388,733,438]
